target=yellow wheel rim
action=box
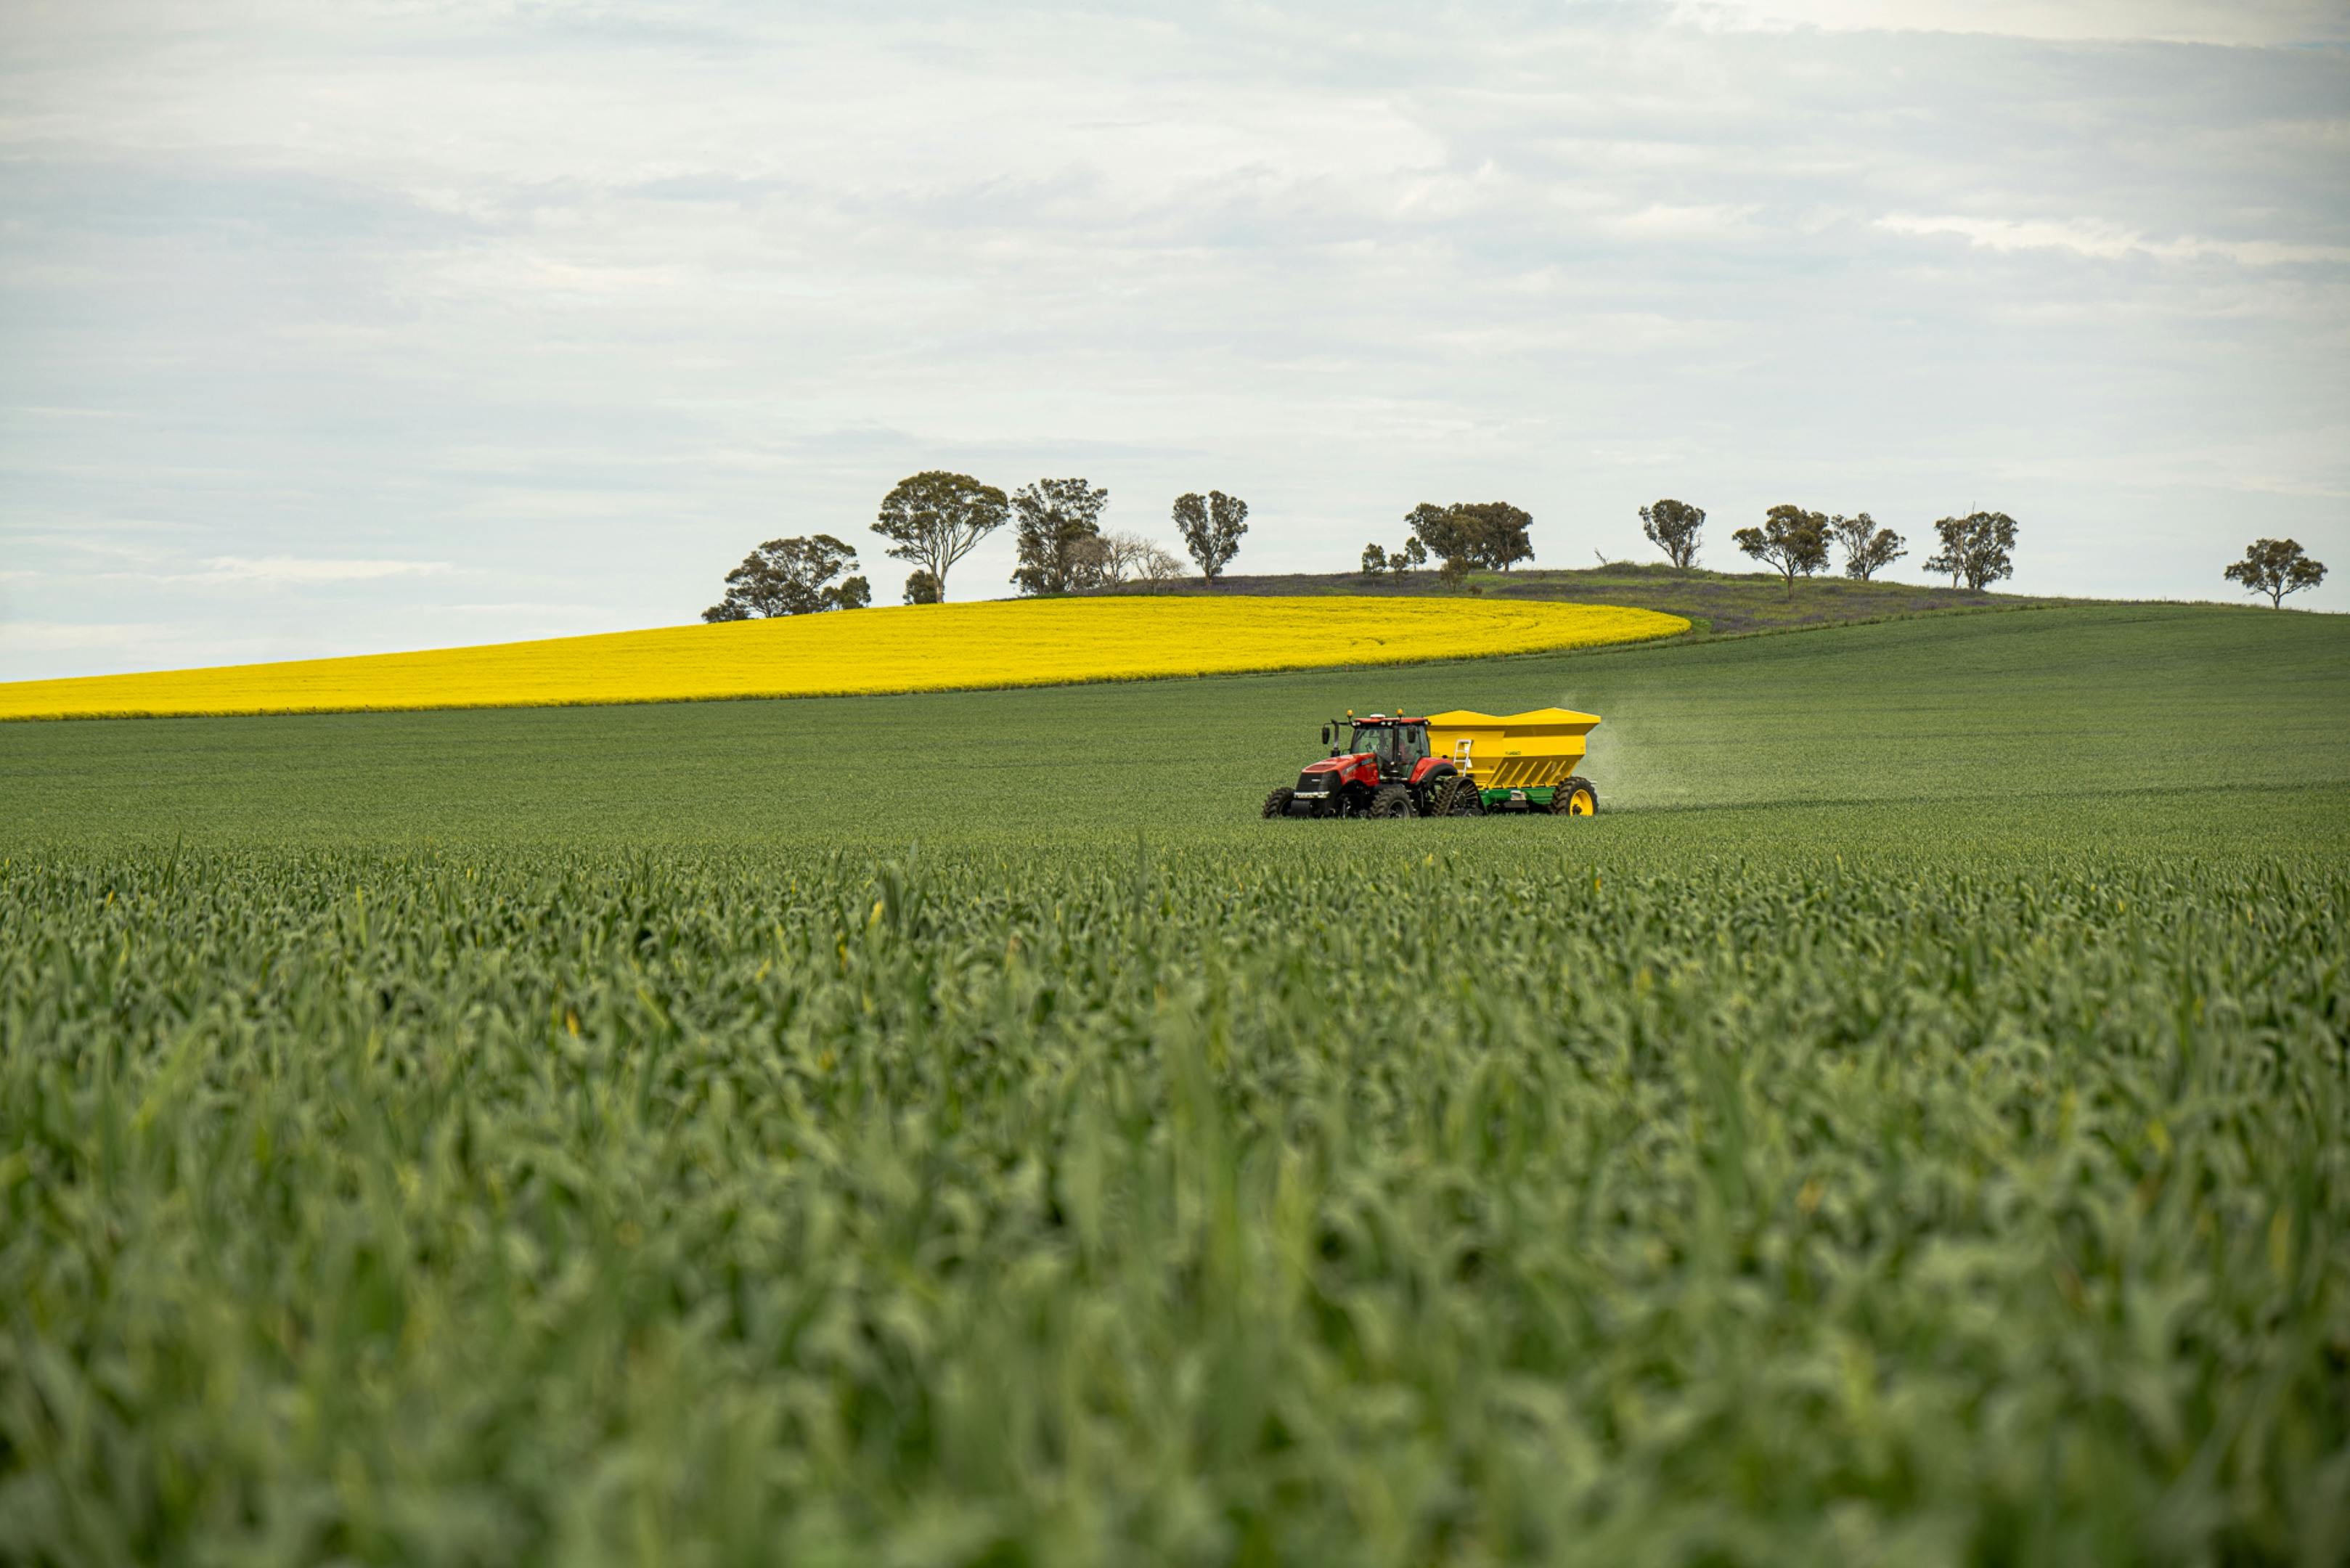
[1567,788,1595,816]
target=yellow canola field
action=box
[0,596,1688,721]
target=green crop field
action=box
[4,603,2347,1566]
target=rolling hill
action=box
[3,602,2339,843]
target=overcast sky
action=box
[3,0,2345,679]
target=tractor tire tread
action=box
[1437,775,1484,816]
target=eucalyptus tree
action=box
[874,471,1009,603]
[1173,491,1249,584]
[1829,513,1906,581]
[1640,498,1705,571]
[702,535,870,620]
[1733,505,1831,596]
[1925,511,2019,591]
[2224,538,2327,607]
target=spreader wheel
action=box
[1552,776,1599,817]
[1437,775,1485,816]
[1262,787,1296,819]
[1366,783,1416,819]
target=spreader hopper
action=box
[1424,708,1602,809]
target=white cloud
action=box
[194,557,454,585]
[1878,213,2350,266]
[1689,1,2350,45]
[1595,203,1765,240]
[0,619,179,653]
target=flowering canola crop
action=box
[0,596,1687,721]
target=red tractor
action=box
[1262,711,1482,819]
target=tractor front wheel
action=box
[1437,775,1485,816]
[1366,783,1416,819]
[1262,787,1296,819]
[1551,777,1599,816]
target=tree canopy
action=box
[1829,513,1906,581]
[1924,511,2018,591]
[1360,536,1425,581]
[1408,502,1534,575]
[1457,502,1533,571]
[1640,499,1705,571]
[702,535,871,621]
[1172,491,1249,584]
[873,471,1009,603]
[1070,531,1180,589]
[1731,506,1830,595]
[2224,538,2327,608]
[1010,477,1110,596]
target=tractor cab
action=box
[1345,716,1429,782]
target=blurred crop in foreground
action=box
[3,809,2345,1565]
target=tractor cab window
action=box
[1349,724,1427,779]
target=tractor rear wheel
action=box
[1366,783,1416,819]
[1262,787,1296,819]
[1437,775,1485,816]
[1551,776,1599,816]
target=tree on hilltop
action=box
[1173,491,1249,584]
[1361,536,1425,581]
[1829,512,1906,581]
[2224,538,2327,607]
[703,535,871,621]
[1640,498,1705,571]
[1072,530,1174,589]
[1458,502,1535,571]
[1408,502,1533,576]
[873,470,1008,603]
[1130,538,1188,592]
[1925,511,2019,591]
[1732,505,1830,596]
[902,568,942,605]
[1406,504,1464,570]
[1010,477,1110,596]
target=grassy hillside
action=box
[3,603,2345,1566]
[1119,560,2095,636]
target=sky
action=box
[2,0,2345,679]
